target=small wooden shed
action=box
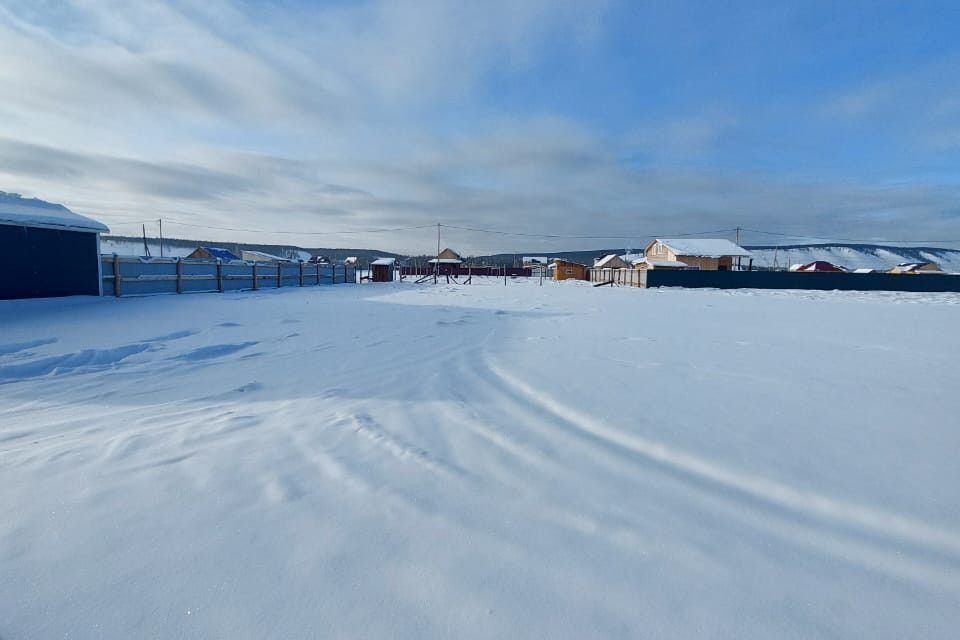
[552,259,588,281]
[371,257,397,282]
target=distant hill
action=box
[744,244,960,272]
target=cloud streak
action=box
[0,1,958,252]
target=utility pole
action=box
[159,219,164,257]
[735,226,742,270]
[435,223,440,284]
[142,224,151,257]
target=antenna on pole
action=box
[735,226,742,270]
[435,222,440,285]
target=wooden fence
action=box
[102,255,357,297]
[399,266,533,278]
[589,268,644,287]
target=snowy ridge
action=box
[747,243,960,272]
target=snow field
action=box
[1,279,959,638]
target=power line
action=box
[157,219,436,236]
[741,228,960,245]
[438,224,738,240]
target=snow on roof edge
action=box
[0,191,109,233]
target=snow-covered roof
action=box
[634,258,689,268]
[200,247,240,261]
[594,254,623,268]
[428,258,463,264]
[891,262,940,273]
[0,191,109,233]
[371,257,396,266]
[797,260,844,272]
[620,253,645,263]
[853,268,876,274]
[656,238,751,258]
[242,250,291,262]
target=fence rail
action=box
[399,266,532,278]
[102,255,357,297]
[589,268,644,287]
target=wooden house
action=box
[593,254,630,269]
[552,259,588,281]
[888,262,942,274]
[429,248,464,265]
[643,239,751,271]
[428,248,464,275]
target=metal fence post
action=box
[216,259,224,293]
[252,262,258,291]
[276,262,282,288]
[112,253,121,297]
[176,258,183,294]
[299,260,304,287]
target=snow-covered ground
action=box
[2,280,959,639]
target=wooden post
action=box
[252,262,258,291]
[216,259,224,293]
[277,262,282,288]
[176,258,183,294]
[332,264,337,284]
[112,253,121,297]
[299,260,304,287]
[316,262,320,285]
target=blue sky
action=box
[1,0,958,253]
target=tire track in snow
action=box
[482,354,960,589]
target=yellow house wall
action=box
[554,261,588,281]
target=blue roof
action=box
[203,247,240,261]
